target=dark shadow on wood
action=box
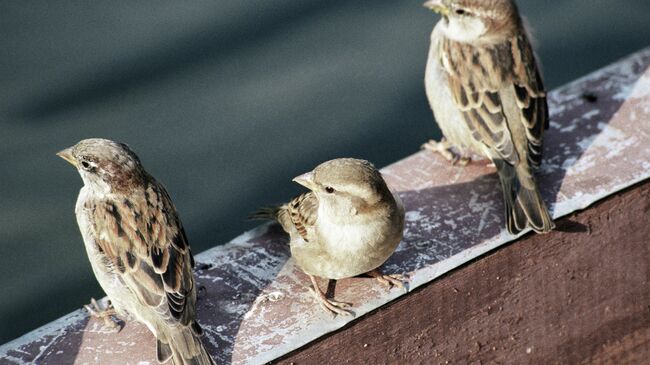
[325,280,337,300]
[272,179,650,364]
[543,62,648,214]
[8,223,291,364]
[192,224,289,364]
[554,219,589,233]
[2,316,89,364]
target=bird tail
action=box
[248,206,281,221]
[249,204,294,236]
[493,159,554,235]
[157,321,215,365]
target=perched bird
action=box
[253,158,406,316]
[58,139,214,365]
[422,0,554,234]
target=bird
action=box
[422,0,555,234]
[252,158,406,316]
[57,138,215,365]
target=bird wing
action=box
[89,178,198,327]
[441,33,548,167]
[277,192,319,243]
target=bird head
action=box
[57,138,145,193]
[423,0,520,44]
[293,158,389,217]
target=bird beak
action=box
[57,147,78,168]
[292,171,316,190]
[423,0,449,15]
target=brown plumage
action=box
[424,0,554,234]
[58,139,214,365]
[280,192,318,242]
[253,158,406,316]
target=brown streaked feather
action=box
[274,192,318,243]
[88,177,197,326]
[441,32,548,167]
[122,261,165,308]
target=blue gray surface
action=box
[0,0,648,344]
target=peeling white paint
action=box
[405,210,423,222]
[0,310,88,364]
[2,48,650,365]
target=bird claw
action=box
[84,298,122,331]
[308,284,354,318]
[422,139,454,161]
[368,270,410,293]
[453,156,471,166]
[308,286,354,315]
[422,139,471,166]
[319,300,355,318]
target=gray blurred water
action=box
[0,0,648,344]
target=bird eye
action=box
[81,161,91,169]
[455,8,466,15]
[325,186,335,194]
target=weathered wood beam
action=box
[1,47,649,365]
[274,180,650,364]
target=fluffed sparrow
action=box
[58,139,215,365]
[422,0,554,234]
[254,158,406,316]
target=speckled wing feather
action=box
[440,30,553,234]
[88,177,198,328]
[277,192,319,243]
[441,33,548,167]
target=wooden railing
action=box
[1,47,649,365]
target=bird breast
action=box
[291,208,402,280]
[317,216,388,253]
[425,25,486,156]
[74,187,133,316]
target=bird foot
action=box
[308,276,354,318]
[421,139,470,166]
[367,270,409,293]
[308,287,354,317]
[454,156,471,166]
[84,298,121,331]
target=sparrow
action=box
[57,139,215,365]
[422,0,555,234]
[253,158,406,316]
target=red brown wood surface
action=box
[2,49,650,365]
[274,181,650,365]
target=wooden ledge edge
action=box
[273,179,650,365]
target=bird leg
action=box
[84,297,121,330]
[366,269,409,292]
[421,138,470,166]
[307,275,353,317]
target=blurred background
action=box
[1,0,648,344]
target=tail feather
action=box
[161,321,215,365]
[494,159,554,235]
[250,204,293,234]
[157,339,173,363]
[515,183,554,233]
[248,206,281,221]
